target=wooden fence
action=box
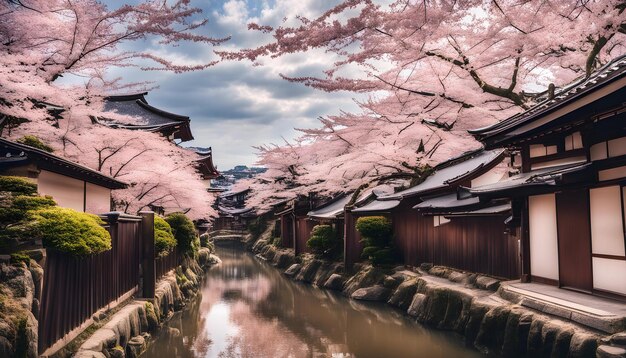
[156,246,180,280]
[38,211,171,355]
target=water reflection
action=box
[143,242,484,358]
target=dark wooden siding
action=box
[294,217,316,255]
[391,201,520,279]
[155,246,181,281]
[280,215,294,249]
[344,210,363,269]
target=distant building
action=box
[0,138,127,213]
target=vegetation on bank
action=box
[154,216,177,257]
[307,224,342,260]
[166,212,200,256]
[33,207,111,256]
[356,216,396,266]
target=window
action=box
[564,132,583,151]
[529,144,557,158]
[433,215,450,227]
[590,135,626,161]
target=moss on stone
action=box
[144,302,159,331]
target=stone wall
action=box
[250,232,625,358]
[73,247,220,358]
[0,259,43,358]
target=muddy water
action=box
[143,243,485,358]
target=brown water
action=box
[143,243,485,358]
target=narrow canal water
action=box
[143,243,486,358]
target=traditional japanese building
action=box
[0,138,127,213]
[95,92,194,143]
[468,55,626,298]
[213,188,253,231]
[349,149,520,278]
[194,147,220,188]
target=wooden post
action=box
[139,211,155,299]
[343,207,355,273]
[519,198,531,283]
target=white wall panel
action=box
[593,257,626,295]
[590,186,625,256]
[529,194,559,280]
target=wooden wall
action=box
[392,200,520,279]
[294,217,317,255]
[280,214,294,248]
[344,210,363,270]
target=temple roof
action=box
[96,92,194,142]
[0,138,127,189]
[469,55,626,147]
[194,147,219,179]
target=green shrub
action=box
[16,135,54,153]
[0,195,56,230]
[307,224,342,259]
[0,176,37,196]
[356,216,396,266]
[166,212,198,255]
[154,216,176,257]
[32,207,111,256]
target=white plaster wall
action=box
[529,194,560,280]
[85,182,111,214]
[593,257,626,295]
[590,186,626,256]
[37,170,84,211]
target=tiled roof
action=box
[97,93,193,142]
[0,138,127,189]
[470,55,626,145]
[381,149,505,200]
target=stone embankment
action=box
[73,248,220,358]
[0,258,42,358]
[250,227,626,358]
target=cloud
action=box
[97,0,364,170]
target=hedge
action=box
[166,212,199,255]
[0,176,37,196]
[356,216,396,266]
[154,216,176,257]
[307,224,341,258]
[32,207,111,256]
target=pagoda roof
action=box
[96,92,194,142]
[194,147,219,179]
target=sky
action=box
[101,0,365,171]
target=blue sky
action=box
[101,0,363,170]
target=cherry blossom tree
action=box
[0,0,225,219]
[226,0,626,209]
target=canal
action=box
[143,243,485,358]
